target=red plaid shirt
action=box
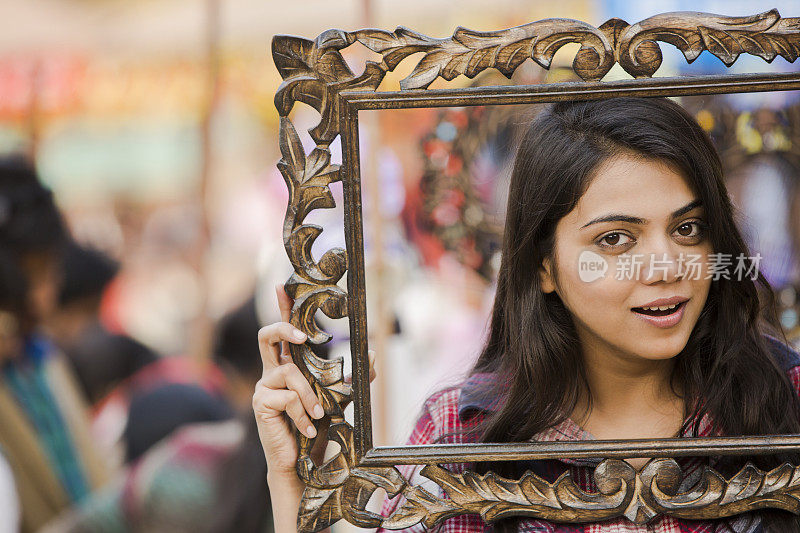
[379,336,800,533]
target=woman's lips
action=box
[630,301,688,329]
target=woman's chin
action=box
[630,336,689,361]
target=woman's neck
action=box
[571,333,685,442]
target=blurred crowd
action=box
[0,155,273,533]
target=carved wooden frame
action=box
[273,10,800,532]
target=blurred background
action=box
[1,0,799,532]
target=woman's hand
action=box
[254,284,376,533]
[253,284,375,475]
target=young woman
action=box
[254,97,800,532]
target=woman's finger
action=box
[276,284,295,358]
[283,391,317,439]
[260,363,324,420]
[258,322,307,370]
[276,283,293,322]
[256,388,317,439]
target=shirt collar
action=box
[458,372,500,419]
[764,333,800,371]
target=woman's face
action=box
[540,153,713,364]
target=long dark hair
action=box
[470,97,800,531]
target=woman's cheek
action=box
[559,252,632,323]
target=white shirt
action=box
[0,452,19,533]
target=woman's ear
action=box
[539,257,556,294]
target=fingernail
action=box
[294,330,306,341]
[313,405,324,419]
[306,425,317,438]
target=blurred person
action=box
[79,338,230,471]
[48,240,158,405]
[122,381,234,463]
[0,155,111,532]
[211,296,264,411]
[42,417,244,533]
[47,243,233,467]
[41,382,235,526]
[43,295,274,533]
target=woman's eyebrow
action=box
[580,199,703,229]
[670,199,703,219]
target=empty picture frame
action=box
[272,10,800,532]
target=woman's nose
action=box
[640,251,684,284]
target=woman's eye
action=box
[597,232,633,249]
[674,220,705,241]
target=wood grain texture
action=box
[271,9,800,532]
